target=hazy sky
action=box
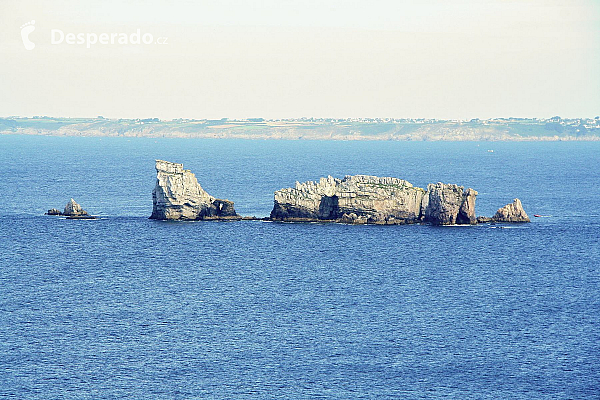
[1,0,598,119]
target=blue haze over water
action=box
[0,135,599,399]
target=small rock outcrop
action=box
[270,175,478,225]
[150,160,240,221]
[46,199,95,219]
[63,198,89,216]
[492,198,530,222]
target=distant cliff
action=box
[2,116,599,141]
[150,160,239,221]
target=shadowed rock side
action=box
[270,175,478,225]
[150,160,240,220]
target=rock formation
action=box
[270,175,479,225]
[477,198,530,223]
[492,198,530,222]
[46,199,95,219]
[150,160,240,221]
[63,198,89,216]
[270,175,425,224]
[421,184,478,225]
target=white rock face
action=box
[150,160,238,220]
[63,198,88,216]
[271,175,481,225]
[272,175,425,223]
[493,198,530,222]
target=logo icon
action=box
[20,20,36,50]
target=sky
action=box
[1,0,599,120]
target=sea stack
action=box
[492,198,530,222]
[421,184,478,225]
[270,175,479,225]
[477,198,531,223]
[46,198,94,218]
[63,198,89,217]
[150,160,240,221]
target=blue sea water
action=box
[0,135,599,399]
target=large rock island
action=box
[270,175,477,225]
[270,175,528,225]
[150,160,240,221]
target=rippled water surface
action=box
[0,136,599,399]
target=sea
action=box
[0,135,598,399]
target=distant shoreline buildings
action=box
[1,116,599,141]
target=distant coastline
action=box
[1,116,599,141]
